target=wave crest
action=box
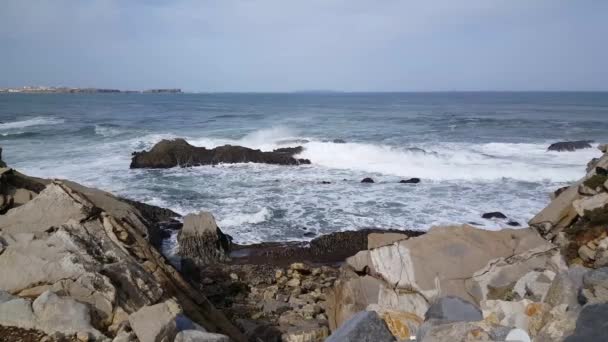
[0,117,64,130]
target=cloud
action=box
[1,0,607,91]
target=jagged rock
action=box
[547,140,593,152]
[0,177,245,341]
[130,139,310,168]
[178,212,231,270]
[174,330,230,342]
[129,299,183,342]
[419,320,512,342]
[481,299,549,337]
[529,182,581,237]
[573,193,608,217]
[399,178,420,184]
[345,250,373,273]
[328,225,564,333]
[580,267,608,304]
[543,266,587,309]
[424,296,482,322]
[564,304,608,342]
[325,311,395,342]
[512,270,556,302]
[535,304,578,342]
[0,290,103,339]
[361,177,374,183]
[481,212,507,219]
[369,308,422,340]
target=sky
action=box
[1,0,607,92]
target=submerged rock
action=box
[548,140,594,152]
[399,178,421,184]
[481,211,507,219]
[361,177,375,183]
[130,138,310,168]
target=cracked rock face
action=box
[327,225,565,331]
[0,176,245,341]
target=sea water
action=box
[0,92,606,243]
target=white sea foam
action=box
[94,124,123,137]
[0,117,64,130]
[218,207,272,227]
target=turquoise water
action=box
[0,92,606,242]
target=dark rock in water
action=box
[272,146,304,156]
[333,139,346,144]
[548,140,594,152]
[400,178,421,184]
[482,212,508,219]
[326,311,395,342]
[320,181,332,184]
[303,232,317,238]
[361,177,375,183]
[506,220,521,227]
[130,139,310,168]
[597,166,608,176]
[425,296,482,322]
[178,212,231,273]
[564,304,608,342]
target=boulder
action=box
[580,267,608,304]
[535,304,578,342]
[573,193,608,217]
[599,144,608,153]
[481,299,549,337]
[419,321,512,342]
[529,183,581,237]
[543,266,587,309]
[174,330,231,342]
[424,296,482,322]
[370,308,422,340]
[325,311,396,342]
[361,178,375,183]
[178,212,231,269]
[130,139,310,168]
[564,304,608,342]
[548,140,593,152]
[512,270,556,302]
[399,178,420,184]
[327,225,565,331]
[129,300,184,342]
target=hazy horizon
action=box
[2,0,607,92]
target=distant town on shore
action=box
[0,86,182,94]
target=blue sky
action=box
[1,0,607,91]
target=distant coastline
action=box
[0,86,182,94]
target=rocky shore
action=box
[0,143,607,341]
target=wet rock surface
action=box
[548,140,594,152]
[130,139,310,168]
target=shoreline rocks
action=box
[130,139,310,168]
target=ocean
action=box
[0,92,606,243]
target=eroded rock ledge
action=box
[0,166,245,341]
[130,138,310,168]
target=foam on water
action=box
[0,116,64,130]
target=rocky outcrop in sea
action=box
[1,143,607,341]
[130,139,310,168]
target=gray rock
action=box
[174,330,230,342]
[128,299,183,342]
[424,296,482,322]
[326,311,396,342]
[544,266,588,309]
[581,267,608,304]
[420,321,512,342]
[564,304,608,342]
[32,291,100,338]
